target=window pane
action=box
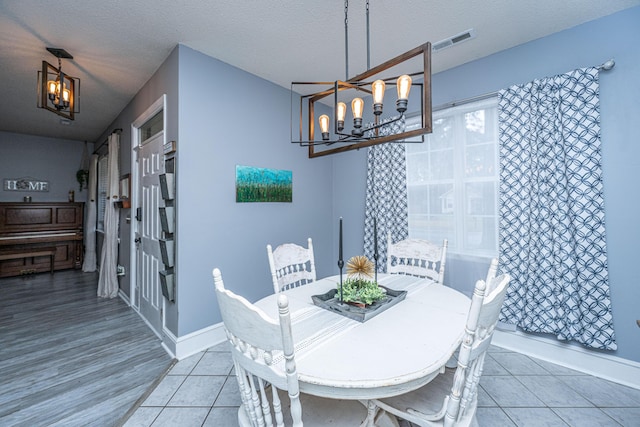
[430,148,454,180]
[465,143,495,178]
[430,117,454,150]
[141,111,163,141]
[409,214,454,244]
[465,182,496,215]
[464,216,496,252]
[406,152,429,184]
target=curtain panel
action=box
[82,154,99,272]
[97,133,121,298]
[498,67,616,350]
[363,117,409,271]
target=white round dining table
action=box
[254,273,471,400]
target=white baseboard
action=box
[161,322,227,360]
[492,329,640,390]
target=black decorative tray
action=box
[311,286,407,322]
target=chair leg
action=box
[361,400,379,427]
[360,401,401,427]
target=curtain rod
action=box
[433,59,615,112]
[92,128,123,155]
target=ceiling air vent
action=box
[432,29,476,52]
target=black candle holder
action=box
[338,258,344,303]
[338,217,344,303]
[373,217,378,284]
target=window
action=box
[140,110,163,141]
[97,155,108,232]
[405,97,498,256]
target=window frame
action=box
[405,96,499,257]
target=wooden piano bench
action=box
[0,247,56,274]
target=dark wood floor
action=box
[0,269,173,427]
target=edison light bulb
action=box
[351,97,364,135]
[336,102,346,131]
[319,114,330,140]
[396,74,412,113]
[352,98,364,120]
[47,80,58,102]
[47,81,57,95]
[371,79,385,115]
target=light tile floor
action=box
[122,343,640,427]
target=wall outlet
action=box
[117,265,126,276]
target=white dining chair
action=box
[369,272,511,427]
[267,237,316,293]
[484,257,500,294]
[386,232,448,283]
[212,268,370,426]
[445,257,499,370]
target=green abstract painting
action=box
[235,165,292,203]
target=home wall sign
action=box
[3,177,50,192]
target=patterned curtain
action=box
[498,67,616,350]
[363,116,409,272]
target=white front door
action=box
[135,131,165,336]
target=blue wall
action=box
[332,6,640,362]
[0,132,89,203]
[93,46,180,332]
[175,46,335,336]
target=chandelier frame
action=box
[292,42,432,158]
[37,48,80,120]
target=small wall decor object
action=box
[159,173,175,201]
[3,177,49,192]
[159,270,175,302]
[159,237,174,268]
[76,169,89,191]
[159,207,175,234]
[163,140,177,155]
[236,165,292,203]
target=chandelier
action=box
[37,47,80,120]
[291,1,432,158]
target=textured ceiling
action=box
[1,0,639,142]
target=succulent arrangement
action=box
[338,255,385,305]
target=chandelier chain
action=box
[344,0,349,80]
[366,0,370,70]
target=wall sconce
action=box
[37,47,80,120]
